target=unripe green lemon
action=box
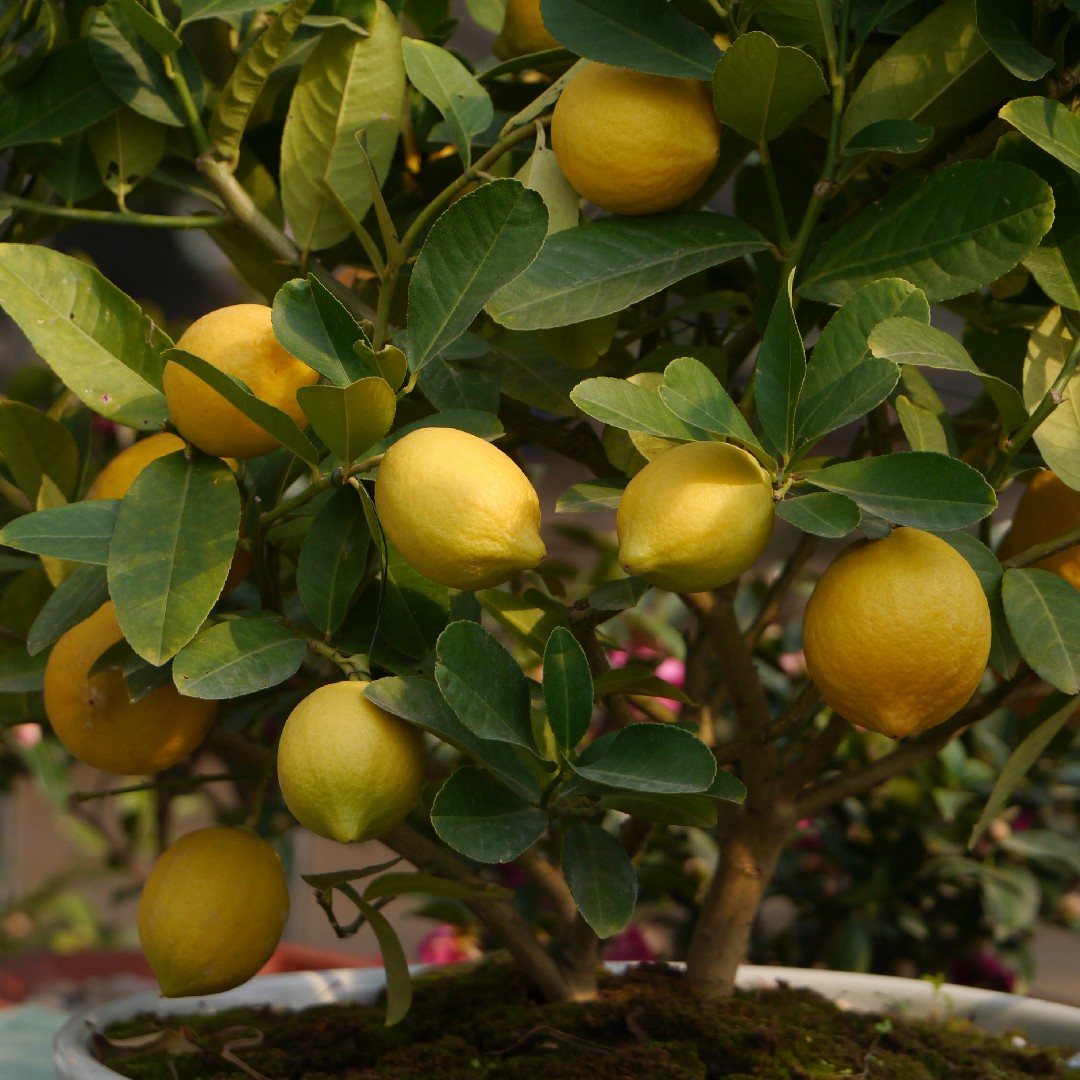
[138,827,290,997]
[802,528,992,739]
[276,681,426,844]
[616,440,774,592]
[374,427,546,590]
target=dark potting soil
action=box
[98,963,1079,1079]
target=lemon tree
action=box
[0,0,1079,1021]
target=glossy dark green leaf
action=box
[746,0,835,59]
[0,642,47,693]
[569,723,715,793]
[164,348,319,465]
[539,0,721,79]
[114,0,181,53]
[363,409,504,457]
[561,821,636,937]
[408,179,548,372]
[555,478,627,512]
[1002,569,1080,695]
[363,871,511,903]
[596,792,717,828]
[273,275,374,387]
[488,214,769,330]
[712,32,827,144]
[801,161,1054,304]
[0,245,168,429]
[1000,97,1080,176]
[297,487,370,634]
[542,626,593,751]
[570,377,705,440]
[841,119,934,155]
[706,769,748,803]
[172,617,306,699]
[587,576,649,612]
[431,766,546,863]
[297,378,396,467]
[591,665,690,704]
[793,357,899,450]
[0,402,79,501]
[435,620,535,751]
[659,356,766,458]
[975,0,1051,81]
[0,501,118,564]
[27,564,110,656]
[777,492,860,538]
[807,452,997,530]
[108,454,240,665]
[0,40,120,151]
[379,550,451,660]
[756,274,805,459]
[365,676,542,800]
[418,355,501,414]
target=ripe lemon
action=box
[802,528,992,739]
[616,440,774,592]
[44,602,217,774]
[276,680,426,844]
[551,63,720,216]
[998,470,1080,591]
[374,427,546,590]
[138,826,290,997]
[87,432,186,499]
[494,0,559,59]
[163,304,319,459]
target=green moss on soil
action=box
[99,964,1079,1079]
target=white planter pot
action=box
[54,964,1080,1079]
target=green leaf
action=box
[895,395,950,455]
[301,857,404,891]
[172,616,307,699]
[474,587,569,656]
[431,766,546,862]
[487,213,770,330]
[800,160,1054,304]
[364,409,504,457]
[379,550,451,660]
[588,577,648,612]
[706,769,748,803]
[777,492,860,537]
[755,272,805,460]
[745,0,835,60]
[570,377,704,440]
[1023,308,1080,491]
[568,723,715,793]
[108,454,240,665]
[87,3,205,127]
[591,665,690,704]
[538,0,721,80]
[1002,569,1080,694]
[839,0,1006,147]
[596,792,717,828]
[435,621,536,751]
[970,692,1077,847]
[408,179,548,372]
[543,627,593,751]
[363,871,511,903]
[280,7,405,252]
[0,40,120,150]
[348,891,412,1025]
[209,0,317,163]
[401,38,492,166]
[560,821,636,937]
[1000,97,1080,176]
[868,316,1027,432]
[712,32,827,144]
[0,245,168,429]
[26,564,110,657]
[975,0,1051,81]
[180,0,283,22]
[297,379,396,467]
[297,487,371,635]
[806,452,997,530]
[0,402,79,501]
[841,119,934,155]
[365,675,542,800]
[555,478,627,513]
[0,501,118,563]
[113,0,181,53]
[0,642,47,693]
[418,356,500,414]
[659,356,765,459]
[164,348,319,465]
[273,276,374,387]
[87,108,166,202]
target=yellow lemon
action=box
[163,304,319,459]
[374,427,546,590]
[43,602,217,774]
[616,440,774,592]
[276,680,426,844]
[494,0,559,59]
[138,826,290,997]
[998,470,1080,591]
[87,432,186,499]
[802,528,992,739]
[551,62,720,215]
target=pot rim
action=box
[54,963,1080,1079]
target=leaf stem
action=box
[0,194,230,229]
[147,0,212,156]
[758,142,792,251]
[260,454,384,528]
[71,771,256,802]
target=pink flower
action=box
[602,924,658,962]
[11,723,41,748]
[417,924,483,966]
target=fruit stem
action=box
[0,194,231,229]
